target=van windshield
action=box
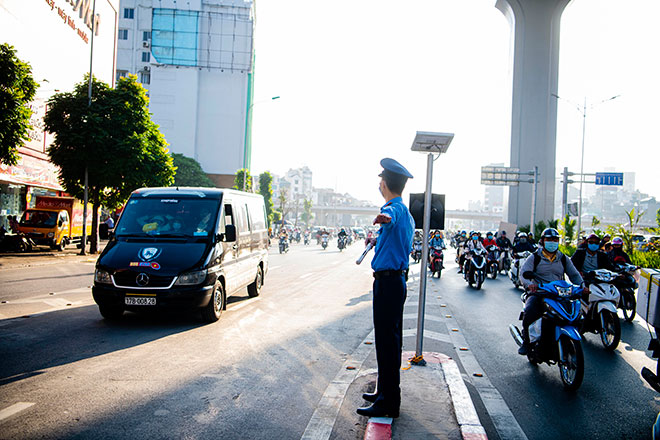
[20,210,58,228]
[115,198,219,237]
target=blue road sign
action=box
[595,172,624,186]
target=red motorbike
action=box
[429,247,444,278]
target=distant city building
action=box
[116,0,254,188]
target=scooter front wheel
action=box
[621,290,636,322]
[558,335,584,391]
[599,310,621,351]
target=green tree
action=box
[258,172,274,226]
[607,207,645,254]
[171,153,214,187]
[45,74,175,253]
[300,198,314,228]
[0,43,38,165]
[533,220,547,241]
[234,168,252,191]
[278,188,290,221]
[560,214,576,245]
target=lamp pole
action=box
[81,0,97,256]
[243,96,280,191]
[552,93,619,238]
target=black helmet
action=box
[541,228,560,239]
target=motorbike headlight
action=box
[47,232,54,238]
[174,269,208,286]
[94,269,112,284]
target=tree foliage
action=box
[300,198,313,228]
[234,168,252,191]
[258,172,274,226]
[606,208,645,254]
[0,43,38,165]
[278,188,290,220]
[560,214,576,245]
[44,74,175,251]
[171,153,214,187]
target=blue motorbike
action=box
[510,279,585,391]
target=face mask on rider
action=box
[472,236,478,241]
[587,243,599,252]
[544,241,559,253]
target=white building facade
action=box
[116,0,254,187]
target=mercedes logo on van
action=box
[136,273,150,287]
[139,247,161,261]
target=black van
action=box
[92,187,269,322]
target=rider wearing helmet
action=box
[482,232,497,248]
[513,231,536,253]
[496,230,512,250]
[571,233,613,274]
[609,236,632,265]
[517,228,585,355]
[429,230,445,249]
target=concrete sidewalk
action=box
[302,273,489,440]
[0,241,107,269]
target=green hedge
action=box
[631,250,660,269]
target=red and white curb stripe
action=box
[363,417,392,440]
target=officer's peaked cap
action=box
[379,158,413,179]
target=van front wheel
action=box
[247,266,263,298]
[201,282,225,323]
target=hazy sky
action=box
[250,0,659,209]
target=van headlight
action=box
[174,269,208,286]
[95,269,112,284]
[47,232,54,238]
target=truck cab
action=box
[19,208,70,250]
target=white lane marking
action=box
[330,261,340,265]
[0,402,35,422]
[440,361,488,440]
[402,313,443,323]
[227,297,260,312]
[301,330,376,440]
[299,273,314,280]
[439,297,528,440]
[402,328,452,343]
[269,266,281,271]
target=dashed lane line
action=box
[227,297,261,312]
[0,402,35,422]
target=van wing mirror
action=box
[58,219,63,227]
[223,224,237,242]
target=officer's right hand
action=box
[528,283,538,293]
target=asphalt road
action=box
[0,241,375,439]
[1,243,659,439]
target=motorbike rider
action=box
[456,231,470,273]
[513,232,536,254]
[609,237,632,265]
[463,231,486,274]
[518,228,585,355]
[571,233,614,275]
[482,232,497,248]
[496,231,512,250]
[428,230,445,268]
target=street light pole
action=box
[243,96,280,191]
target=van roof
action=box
[130,187,264,200]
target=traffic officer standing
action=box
[357,158,414,419]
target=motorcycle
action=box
[581,269,622,351]
[612,263,639,322]
[486,245,500,279]
[0,231,34,253]
[499,248,512,274]
[509,251,533,289]
[338,235,347,251]
[464,248,486,289]
[429,246,444,278]
[321,235,329,250]
[411,240,422,263]
[510,278,585,391]
[303,233,310,245]
[278,236,289,254]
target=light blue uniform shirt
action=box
[371,197,415,272]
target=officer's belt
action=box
[373,269,408,280]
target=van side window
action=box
[235,205,249,234]
[244,204,251,231]
[248,201,266,231]
[223,204,234,231]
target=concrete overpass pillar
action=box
[496,0,570,227]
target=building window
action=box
[139,72,151,85]
[142,52,151,62]
[116,70,128,82]
[118,29,128,40]
[124,8,135,19]
[143,31,152,41]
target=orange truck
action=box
[18,196,95,251]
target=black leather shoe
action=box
[362,392,378,403]
[356,403,399,418]
[518,344,528,356]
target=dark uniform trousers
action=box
[372,272,407,409]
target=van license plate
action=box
[125,296,156,306]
